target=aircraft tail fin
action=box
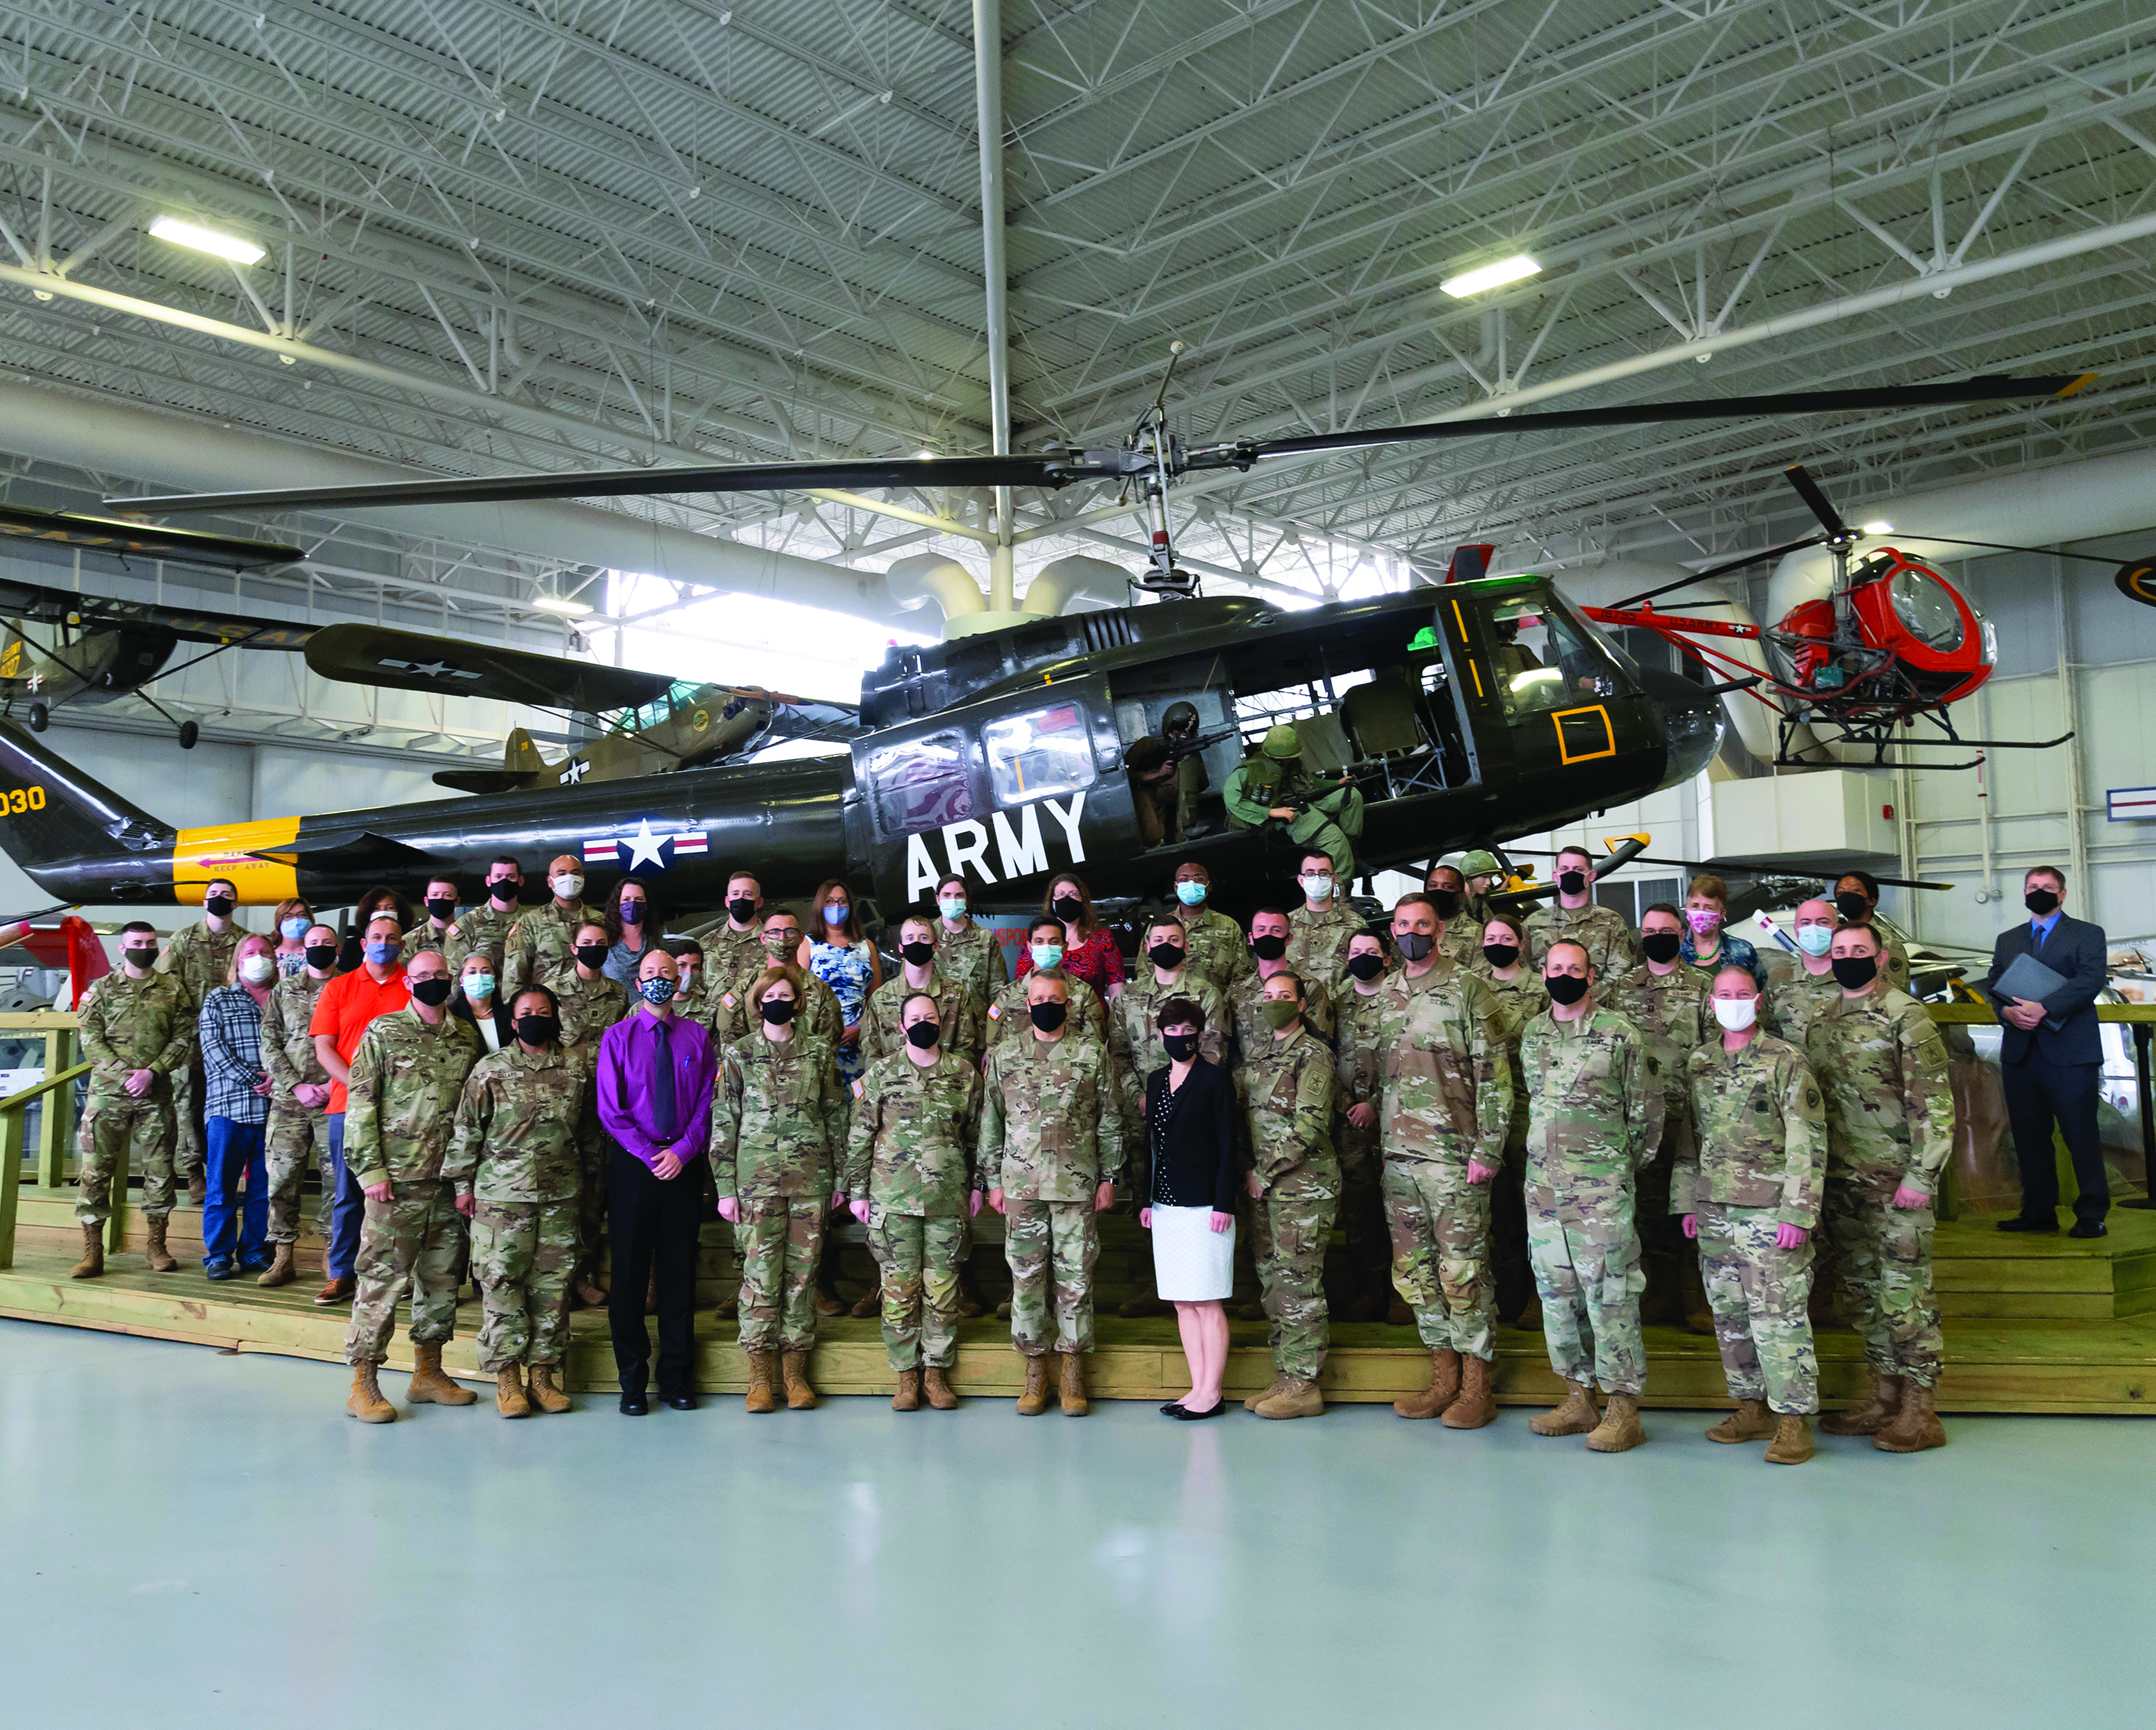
[0,718,176,897]
[504,727,545,774]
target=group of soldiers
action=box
[65,840,1952,1455]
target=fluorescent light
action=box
[1862,520,1894,535]
[149,215,266,266]
[533,594,593,617]
[913,449,936,459]
[1440,254,1541,298]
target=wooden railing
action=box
[0,1050,92,1271]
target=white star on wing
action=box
[622,818,668,871]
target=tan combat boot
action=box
[1386,1291,1413,1327]
[1255,1377,1324,1419]
[744,1351,778,1414]
[1530,1381,1599,1436]
[1704,1399,1777,1444]
[1765,1413,1814,1464]
[256,1242,295,1288]
[1242,1375,1289,1413]
[70,1222,103,1280]
[923,1366,958,1410]
[1586,1392,1647,1453]
[408,1342,477,1406]
[783,1350,819,1410]
[347,1363,395,1423]
[526,1363,572,1415]
[573,1273,607,1309]
[1392,1347,1462,1419]
[1872,1383,1947,1454]
[716,1294,739,1321]
[1820,1365,1903,1436]
[1058,1352,1089,1416]
[1015,1354,1051,1416]
[892,1367,922,1412]
[1440,1355,1497,1429]
[144,1215,177,1273]
[850,1277,883,1318]
[187,1172,207,1208]
[494,1365,531,1418]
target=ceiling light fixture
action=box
[149,215,266,266]
[1440,254,1540,298]
[1861,520,1894,535]
[533,594,593,617]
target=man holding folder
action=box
[1979,866,2110,1238]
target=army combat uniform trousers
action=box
[737,1196,826,1354]
[74,1094,177,1226]
[1488,1157,1533,1318]
[345,1182,462,1366]
[1528,1179,1647,1396]
[866,1206,964,1371]
[1824,1175,1943,1389]
[174,1054,206,1183]
[1382,1157,1497,1360]
[1005,1200,1099,1357]
[1695,1201,1818,1414]
[1252,1191,1337,1381]
[1336,1127,1389,1287]
[264,1106,332,1243]
[471,1199,576,1372]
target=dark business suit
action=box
[1980,911,2108,1224]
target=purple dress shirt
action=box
[597,1008,718,1174]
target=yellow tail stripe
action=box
[173,817,302,905]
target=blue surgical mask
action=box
[280,916,309,941]
[1030,943,1063,971]
[363,940,396,965]
[640,977,679,1006]
[822,903,849,925]
[1175,881,1207,907]
[938,896,967,921]
[465,973,495,998]
[1796,924,1834,957]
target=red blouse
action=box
[1015,925,1125,996]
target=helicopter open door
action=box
[848,673,1134,910]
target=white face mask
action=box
[1299,875,1334,902]
[1711,997,1759,1032]
[551,873,584,900]
[239,954,276,985]
[1795,924,1834,957]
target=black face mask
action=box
[619,901,645,926]
[515,1015,558,1045]
[575,943,609,970]
[203,895,237,919]
[1641,931,1683,964]
[760,997,798,1026]
[1251,933,1288,962]
[1029,1001,1069,1033]
[1831,954,1879,990]
[304,943,339,972]
[900,940,935,967]
[410,977,453,1008]
[1395,931,1433,962]
[1557,870,1587,897]
[727,897,758,924]
[1428,888,1461,918]
[2025,888,2060,916]
[1162,1031,1200,1062]
[426,897,457,923]
[1347,952,1384,981]
[122,945,159,971]
[1835,890,1870,921]
[488,878,519,907]
[904,1021,941,1049]
[1148,942,1186,970]
[1545,973,1589,1005]
[1481,943,1519,972]
[1051,894,1083,923]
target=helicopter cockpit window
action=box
[982,703,1095,806]
[1490,598,1614,717]
[869,729,973,835]
[1889,566,1965,651]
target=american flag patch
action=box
[851,1078,865,1099]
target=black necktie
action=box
[650,1017,677,1142]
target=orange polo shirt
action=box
[308,966,412,1113]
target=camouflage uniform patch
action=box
[160,919,239,1181]
[502,899,597,1000]
[932,918,1008,1009]
[262,968,332,1243]
[1109,967,1230,1148]
[1180,904,1254,996]
[1228,968,1333,1066]
[861,969,983,1068]
[1609,964,1710,1296]
[1522,900,1644,979]
[73,971,190,1226]
[444,901,520,978]
[1240,1024,1339,1380]
[1329,978,1391,1280]
[1285,899,1362,986]
[711,1031,843,1351]
[1762,966,1841,1048]
[553,971,629,1286]
[982,971,1107,1055]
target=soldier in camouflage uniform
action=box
[705,870,770,993]
[985,917,1109,1052]
[554,921,630,1307]
[1237,972,1340,1419]
[68,922,193,1279]
[400,875,462,964]
[1610,903,1711,1324]
[443,855,525,976]
[980,972,1126,1417]
[1170,861,1254,996]
[707,912,844,1054]
[1473,911,1548,1325]
[1681,965,1829,1464]
[1286,851,1363,983]
[1522,845,1645,979]
[1427,863,1480,966]
[1519,940,1662,1452]
[843,994,982,1411]
[502,853,597,999]
[931,872,1008,1008]
[161,879,244,1202]
[1806,924,1953,1453]
[1764,898,1847,1046]
[1832,871,1913,993]
[1372,893,1512,1429]
[1330,930,1395,1321]
[711,964,845,1412]
[667,937,710,1021]
[862,912,985,1066]
[341,950,485,1423]
[258,922,340,1287]
[1231,908,1334,1057]
[445,986,583,1417]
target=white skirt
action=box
[1151,1204,1236,1302]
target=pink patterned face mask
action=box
[1686,909,1721,935]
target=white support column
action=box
[973,0,1016,615]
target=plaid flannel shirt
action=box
[197,982,270,1127]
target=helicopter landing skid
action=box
[1775,708,2074,770]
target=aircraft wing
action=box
[302,622,673,712]
[759,698,862,745]
[0,503,305,571]
[0,572,317,649]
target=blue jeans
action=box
[324,1112,365,1282]
[202,1118,269,1268]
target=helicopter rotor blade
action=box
[1613,535,1825,608]
[1781,463,1854,543]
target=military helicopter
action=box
[0,367,2095,914]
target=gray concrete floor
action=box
[3,1320,2150,1729]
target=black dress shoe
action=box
[2069,1218,2108,1239]
[1172,1400,1227,1421]
[1995,1215,2059,1233]
[663,1392,697,1411]
[619,1393,650,1416]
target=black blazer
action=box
[451,996,519,1053]
[1980,912,2106,1066]
[1144,1057,1238,1215]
